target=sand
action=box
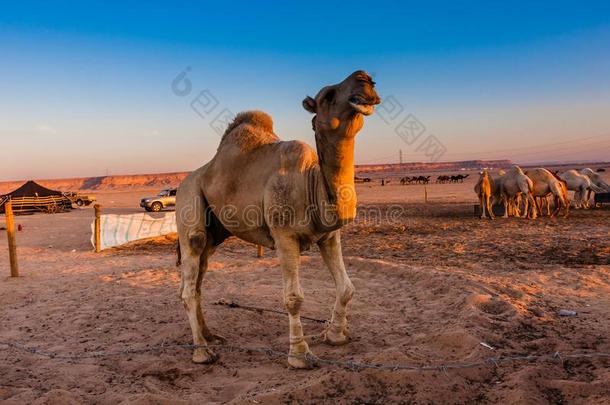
[1,177,609,404]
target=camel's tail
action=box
[176,239,182,267]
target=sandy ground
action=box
[1,177,609,404]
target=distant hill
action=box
[0,172,189,194]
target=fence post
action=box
[424,186,428,204]
[94,204,101,253]
[5,200,19,277]
[257,245,264,258]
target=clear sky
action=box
[1,1,610,181]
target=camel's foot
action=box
[322,326,350,346]
[204,332,227,345]
[192,346,218,364]
[288,341,318,369]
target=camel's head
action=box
[302,70,380,136]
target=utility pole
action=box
[399,149,403,165]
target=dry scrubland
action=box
[1,174,609,404]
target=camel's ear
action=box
[302,96,316,114]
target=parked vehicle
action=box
[63,192,97,207]
[140,189,177,212]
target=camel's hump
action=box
[219,110,279,152]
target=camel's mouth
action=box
[348,95,376,116]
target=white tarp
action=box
[91,212,177,250]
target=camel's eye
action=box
[322,88,336,104]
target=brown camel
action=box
[175,71,380,368]
[474,170,494,219]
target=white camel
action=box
[580,168,610,203]
[524,168,569,217]
[559,170,604,209]
[496,166,537,219]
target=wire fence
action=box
[1,339,609,374]
[2,300,609,373]
[213,299,327,323]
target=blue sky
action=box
[1,1,610,180]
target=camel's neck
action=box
[315,131,357,225]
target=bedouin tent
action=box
[0,180,72,214]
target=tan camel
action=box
[559,170,603,209]
[474,170,494,219]
[496,166,537,218]
[524,168,569,217]
[489,170,519,216]
[175,71,380,368]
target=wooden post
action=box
[5,200,19,277]
[424,186,428,204]
[257,245,264,258]
[94,204,101,253]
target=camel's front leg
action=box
[275,234,316,369]
[574,190,582,209]
[486,195,495,219]
[318,232,355,345]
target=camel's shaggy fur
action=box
[219,111,279,152]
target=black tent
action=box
[0,181,72,214]
[5,180,64,198]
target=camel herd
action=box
[400,175,431,184]
[399,174,470,185]
[436,174,470,183]
[475,166,610,219]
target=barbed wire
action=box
[213,299,327,323]
[1,340,609,373]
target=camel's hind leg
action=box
[179,233,219,364]
[274,232,316,369]
[502,195,509,218]
[525,194,537,219]
[318,231,355,345]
